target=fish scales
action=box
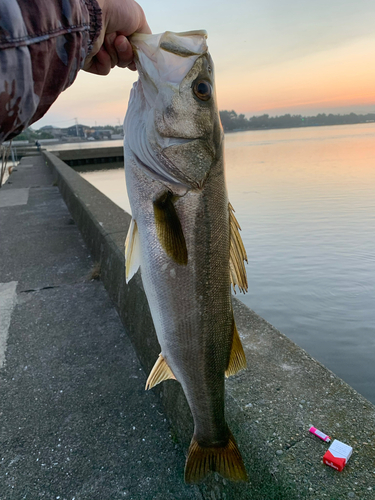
[124,30,248,483]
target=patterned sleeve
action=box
[0,0,102,143]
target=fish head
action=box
[126,31,223,190]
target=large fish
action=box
[124,30,248,483]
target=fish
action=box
[123,30,248,484]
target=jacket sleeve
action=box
[0,0,102,143]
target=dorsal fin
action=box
[153,191,188,265]
[225,321,247,377]
[145,354,177,390]
[125,218,141,283]
[229,203,248,294]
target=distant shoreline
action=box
[8,120,375,149]
[219,110,375,133]
[11,112,375,145]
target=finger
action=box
[104,33,119,68]
[105,0,152,36]
[84,46,112,75]
[138,16,152,35]
[130,2,151,34]
[114,35,134,68]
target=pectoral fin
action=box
[125,218,141,283]
[145,354,177,390]
[229,203,248,294]
[153,191,188,265]
[225,322,247,377]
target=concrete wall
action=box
[53,146,124,167]
[43,151,375,500]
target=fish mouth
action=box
[158,31,207,58]
[130,31,208,87]
[130,30,208,53]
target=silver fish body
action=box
[124,31,248,483]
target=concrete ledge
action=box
[53,146,124,167]
[43,151,375,499]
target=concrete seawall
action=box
[53,146,124,167]
[43,151,375,499]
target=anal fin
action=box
[229,203,248,294]
[185,430,248,484]
[225,321,247,377]
[145,354,176,390]
[125,218,141,283]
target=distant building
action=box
[65,124,86,138]
[92,129,113,140]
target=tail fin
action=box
[184,431,248,484]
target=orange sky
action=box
[35,0,375,128]
[216,36,375,116]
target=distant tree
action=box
[218,110,373,132]
[248,114,269,129]
[13,127,53,141]
[38,131,54,139]
[219,110,239,131]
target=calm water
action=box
[79,124,375,403]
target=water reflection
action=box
[79,163,131,214]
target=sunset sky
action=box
[35,0,375,129]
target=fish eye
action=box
[193,80,212,101]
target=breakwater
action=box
[43,149,375,499]
[53,146,124,167]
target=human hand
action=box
[83,0,151,75]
